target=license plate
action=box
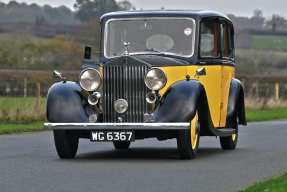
[90,131,135,142]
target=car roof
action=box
[101,10,231,22]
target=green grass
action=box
[0,97,47,109]
[246,108,287,122]
[253,35,287,50]
[0,97,47,124]
[0,121,45,134]
[243,173,287,192]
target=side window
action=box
[229,25,235,60]
[200,20,219,57]
[221,21,230,59]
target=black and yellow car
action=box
[45,10,247,159]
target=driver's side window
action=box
[200,19,219,58]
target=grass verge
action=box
[0,97,47,124]
[243,173,287,192]
[246,108,287,122]
[0,121,45,134]
[1,108,287,135]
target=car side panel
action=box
[187,65,222,127]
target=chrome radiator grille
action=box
[103,65,150,123]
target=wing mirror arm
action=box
[84,46,101,60]
[193,67,206,79]
[53,70,66,83]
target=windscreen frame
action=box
[104,17,196,59]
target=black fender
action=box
[154,79,206,123]
[226,78,247,127]
[47,81,91,123]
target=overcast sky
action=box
[1,0,286,18]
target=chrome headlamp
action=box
[114,99,128,114]
[145,68,167,91]
[79,68,102,91]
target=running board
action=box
[216,128,236,137]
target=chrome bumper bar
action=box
[44,123,190,130]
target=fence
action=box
[1,79,287,103]
[0,81,54,97]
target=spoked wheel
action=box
[177,111,200,159]
[53,130,79,159]
[113,141,131,149]
[220,117,239,150]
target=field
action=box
[0,33,47,44]
[0,97,47,124]
[253,35,287,50]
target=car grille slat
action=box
[103,65,150,123]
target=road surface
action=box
[0,120,287,192]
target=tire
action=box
[113,141,131,149]
[177,111,200,160]
[53,130,79,159]
[220,117,238,150]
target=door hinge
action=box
[220,103,223,109]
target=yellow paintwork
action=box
[99,66,103,110]
[220,66,235,127]
[191,110,199,149]
[98,64,234,128]
[159,65,234,128]
[232,134,236,141]
[157,66,187,95]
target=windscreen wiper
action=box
[145,48,166,55]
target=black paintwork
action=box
[101,10,231,23]
[155,79,205,122]
[132,55,190,66]
[104,55,151,67]
[47,82,89,123]
[226,79,247,127]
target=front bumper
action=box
[44,123,190,130]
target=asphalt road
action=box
[0,120,287,192]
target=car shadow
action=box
[72,147,230,161]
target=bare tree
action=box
[266,14,285,32]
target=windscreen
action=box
[104,18,195,58]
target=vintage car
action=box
[44,10,247,159]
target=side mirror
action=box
[53,70,62,79]
[194,67,206,79]
[84,46,92,60]
[196,67,206,76]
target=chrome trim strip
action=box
[104,17,196,59]
[44,123,190,130]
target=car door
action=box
[187,17,222,127]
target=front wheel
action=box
[177,111,200,159]
[220,118,238,150]
[53,130,79,159]
[113,141,131,149]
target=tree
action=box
[266,14,285,32]
[74,0,133,22]
[118,1,133,11]
[249,9,265,30]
